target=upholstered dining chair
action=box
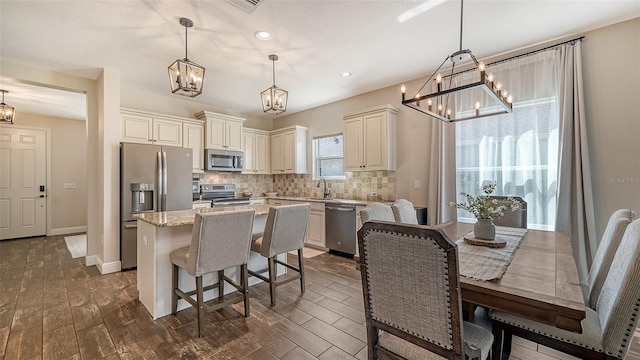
[583,209,634,308]
[248,203,311,306]
[170,209,255,337]
[490,218,640,360]
[360,202,395,223]
[489,196,527,228]
[391,199,419,224]
[358,221,494,360]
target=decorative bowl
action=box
[264,192,278,197]
[243,191,253,197]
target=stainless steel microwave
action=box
[205,149,244,172]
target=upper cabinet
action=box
[341,104,398,172]
[121,109,204,173]
[271,125,308,174]
[183,120,205,173]
[243,128,271,174]
[195,111,245,151]
[121,109,183,147]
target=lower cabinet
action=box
[285,200,325,248]
[306,203,325,248]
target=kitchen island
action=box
[134,204,284,319]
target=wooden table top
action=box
[439,222,586,333]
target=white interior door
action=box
[0,126,47,240]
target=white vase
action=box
[474,219,496,240]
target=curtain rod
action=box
[450,36,585,76]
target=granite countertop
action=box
[261,196,392,206]
[134,204,271,227]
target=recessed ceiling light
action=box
[341,72,352,77]
[255,31,272,40]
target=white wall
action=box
[16,113,88,233]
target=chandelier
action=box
[401,0,512,123]
[260,54,288,115]
[0,90,15,124]
[168,17,205,98]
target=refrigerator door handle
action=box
[157,151,164,211]
[162,151,168,211]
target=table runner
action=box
[455,226,528,281]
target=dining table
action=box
[438,222,586,333]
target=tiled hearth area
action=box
[198,171,396,201]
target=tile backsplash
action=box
[198,171,395,201]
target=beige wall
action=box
[16,113,88,232]
[275,17,640,238]
[274,79,432,208]
[582,18,640,239]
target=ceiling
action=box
[1,0,638,120]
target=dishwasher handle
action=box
[326,206,355,212]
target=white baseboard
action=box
[85,255,98,266]
[49,226,87,236]
[86,255,121,274]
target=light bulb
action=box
[478,62,485,72]
[427,99,432,106]
[475,101,480,110]
[488,73,494,82]
[401,84,406,93]
[507,95,513,104]
[496,82,502,90]
[436,74,442,83]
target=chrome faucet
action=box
[317,178,330,199]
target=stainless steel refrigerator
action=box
[120,143,193,270]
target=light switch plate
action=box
[413,180,420,190]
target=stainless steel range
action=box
[197,184,250,207]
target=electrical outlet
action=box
[101,234,104,245]
[371,192,377,197]
[143,235,148,246]
[414,180,421,190]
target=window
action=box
[453,51,559,230]
[313,134,345,179]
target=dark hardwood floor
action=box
[1,234,639,359]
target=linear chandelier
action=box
[0,90,15,124]
[401,0,512,123]
[260,54,288,115]
[168,17,205,98]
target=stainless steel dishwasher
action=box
[325,203,356,256]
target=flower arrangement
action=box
[449,182,520,220]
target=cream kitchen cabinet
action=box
[341,105,398,172]
[195,111,245,151]
[267,199,289,206]
[271,125,308,174]
[121,109,183,147]
[288,200,326,248]
[242,128,271,174]
[183,120,205,173]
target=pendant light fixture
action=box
[168,17,205,98]
[0,90,15,124]
[401,0,512,123]
[260,54,288,115]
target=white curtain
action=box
[554,41,596,284]
[453,50,559,229]
[426,118,456,225]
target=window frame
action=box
[313,133,345,180]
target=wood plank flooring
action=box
[1,234,639,359]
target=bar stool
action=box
[170,209,255,337]
[248,204,310,306]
